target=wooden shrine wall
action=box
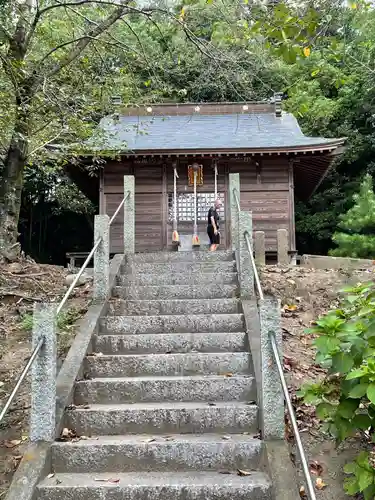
[102,156,295,253]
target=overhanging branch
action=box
[38,36,89,65]
[41,3,131,79]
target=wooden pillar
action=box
[288,159,296,252]
[162,163,167,249]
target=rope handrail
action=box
[269,332,317,500]
[56,237,101,315]
[244,231,264,300]
[233,188,263,299]
[58,190,130,315]
[109,190,130,226]
[0,337,44,424]
[0,232,102,424]
[0,232,103,424]
[0,186,131,428]
[232,186,316,500]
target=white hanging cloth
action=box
[173,165,178,228]
[193,170,198,236]
[172,165,180,246]
[214,161,218,200]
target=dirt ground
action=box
[261,265,375,499]
[0,260,373,498]
[0,257,91,497]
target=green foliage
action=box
[298,282,375,497]
[330,175,375,258]
[20,313,33,333]
[343,452,375,499]
[246,1,375,255]
[21,307,81,333]
[57,308,81,331]
[4,0,375,260]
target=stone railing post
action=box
[258,297,284,440]
[238,210,254,298]
[124,175,135,254]
[30,303,56,442]
[277,228,289,266]
[254,231,266,266]
[94,214,110,301]
[228,173,240,252]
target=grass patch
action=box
[20,307,81,332]
[20,313,33,332]
[20,307,83,354]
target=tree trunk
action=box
[0,114,28,262]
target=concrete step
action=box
[51,433,262,472]
[100,314,245,335]
[108,298,241,316]
[128,250,233,263]
[66,402,258,436]
[113,283,238,300]
[37,471,272,500]
[75,375,256,404]
[118,272,237,286]
[124,260,237,274]
[84,352,251,378]
[94,332,247,355]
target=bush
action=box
[298,282,375,498]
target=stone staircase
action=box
[35,250,273,499]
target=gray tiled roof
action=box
[94,112,341,151]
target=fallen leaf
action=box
[47,473,55,479]
[143,438,156,443]
[11,455,22,468]
[4,440,21,448]
[316,477,327,490]
[237,469,253,476]
[224,373,233,377]
[310,460,323,476]
[94,478,120,483]
[299,485,307,499]
[284,304,298,312]
[60,428,76,440]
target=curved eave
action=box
[62,139,345,203]
[103,140,345,157]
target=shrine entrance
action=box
[166,159,229,251]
